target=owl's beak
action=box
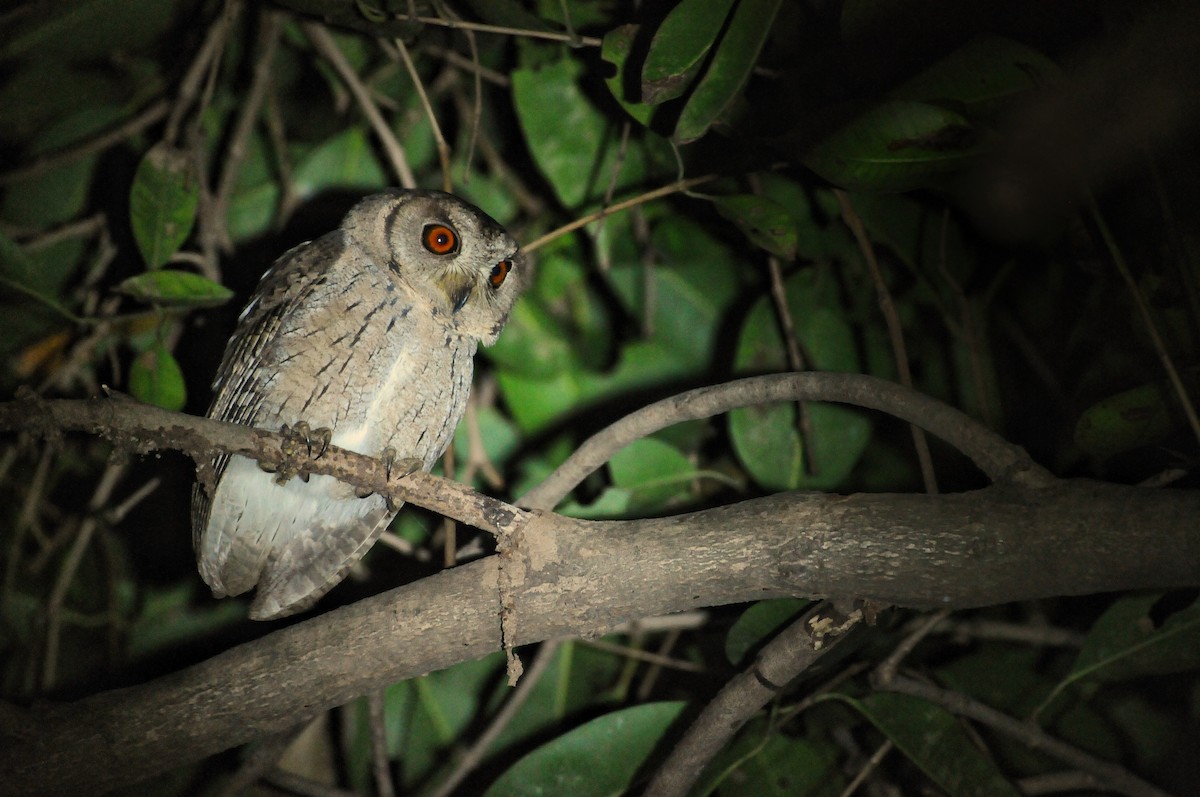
[437,272,475,314]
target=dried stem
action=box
[835,189,939,494]
[523,174,719,254]
[304,23,416,189]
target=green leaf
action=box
[0,232,80,324]
[729,270,871,491]
[698,729,843,797]
[891,36,1061,117]
[1074,381,1179,459]
[832,692,1021,797]
[725,599,811,665]
[497,369,585,434]
[558,487,635,519]
[129,343,186,411]
[117,269,234,309]
[513,58,647,208]
[129,142,199,268]
[293,127,385,198]
[225,130,281,242]
[484,702,684,797]
[673,0,783,143]
[488,244,612,378]
[713,194,800,259]
[1045,594,1200,710]
[641,0,735,104]
[126,582,244,661]
[606,215,742,370]
[804,100,985,192]
[608,437,697,509]
[601,25,656,126]
[487,641,625,753]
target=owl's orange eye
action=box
[489,259,512,288]
[422,224,458,255]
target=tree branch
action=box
[0,476,1196,791]
[520,372,1053,510]
[0,392,515,535]
[0,387,1197,793]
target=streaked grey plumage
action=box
[192,189,524,620]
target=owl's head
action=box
[343,189,526,345]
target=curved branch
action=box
[520,373,1053,510]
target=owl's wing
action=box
[190,232,344,549]
[247,487,397,620]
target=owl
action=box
[191,189,525,620]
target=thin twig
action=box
[907,616,1085,648]
[463,386,505,490]
[41,461,127,690]
[591,121,632,271]
[452,87,543,216]
[16,215,106,252]
[405,13,601,47]
[164,0,239,145]
[217,721,310,796]
[208,9,283,261]
[766,253,820,477]
[835,189,939,495]
[523,174,720,254]
[264,87,301,226]
[636,629,682,700]
[0,102,169,187]
[304,22,416,189]
[439,443,458,569]
[367,689,395,797]
[937,209,997,427]
[875,674,1174,797]
[393,37,452,192]
[1089,192,1200,446]
[436,2,484,185]
[582,636,705,672]
[875,608,949,687]
[837,740,893,797]
[427,640,561,797]
[424,43,509,86]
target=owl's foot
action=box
[262,421,334,485]
[354,446,422,511]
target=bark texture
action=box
[2,479,1198,794]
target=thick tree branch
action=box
[0,386,1197,793]
[1,476,1197,792]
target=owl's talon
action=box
[273,421,333,484]
[312,427,333,459]
[382,448,422,481]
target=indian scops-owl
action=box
[191,189,525,620]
